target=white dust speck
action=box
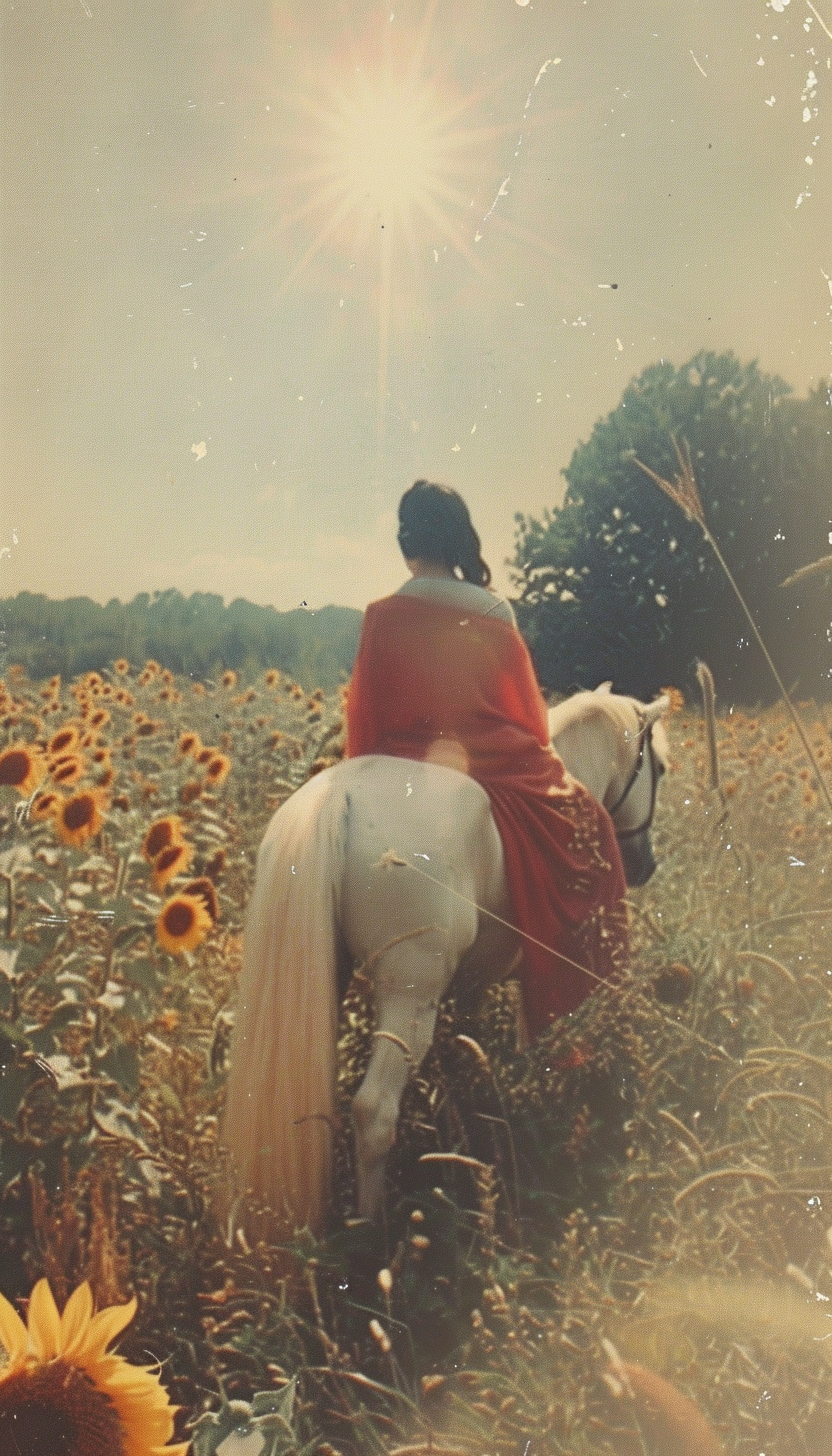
[451,444,461,452]
[765,95,776,106]
[616,338,624,351]
[515,0,531,7]
[770,0,790,12]
[191,441,207,461]
[471,424,477,434]
[795,189,811,207]
[689,51,707,77]
[803,106,813,121]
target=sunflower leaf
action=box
[96,1037,141,1094]
[250,1380,296,1424]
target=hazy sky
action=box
[2,0,829,611]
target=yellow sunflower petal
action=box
[92,1355,179,1452]
[57,1280,94,1357]
[80,1296,137,1360]
[27,1279,61,1361]
[0,1287,28,1366]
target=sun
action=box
[328,73,453,221]
[220,3,557,470]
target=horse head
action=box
[549,686,670,889]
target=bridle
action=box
[607,708,660,841]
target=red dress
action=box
[345,591,627,1039]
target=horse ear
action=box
[644,694,670,725]
[594,681,613,694]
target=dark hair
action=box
[397,480,492,587]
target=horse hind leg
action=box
[351,924,469,1220]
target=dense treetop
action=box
[510,352,831,703]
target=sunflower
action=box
[141,816,184,863]
[49,754,86,787]
[179,780,202,806]
[156,893,212,955]
[221,669,237,688]
[151,841,194,893]
[195,746,215,765]
[264,668,281,687]
[0,743,46,795]
[181,876,220,923]
[0,1278,188,1456]
[29,789,63,822]
[113,658,130,675]
[135,721,159,738]
[89,708,111,730]
[48,724,81,756]
[176,731,202,759]
[54,789,108,848]
[204,754,232,787]
[203,848,226,882]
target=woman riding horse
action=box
[345,480,628,1039]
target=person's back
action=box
[345,479,628,1036]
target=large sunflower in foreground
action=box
[0,1278,189,1456]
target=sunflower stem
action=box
[1,872,14,939]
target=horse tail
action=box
[223,766,347,1234]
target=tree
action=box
[510,353,832,703]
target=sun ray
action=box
[193,4,574,478]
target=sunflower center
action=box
[63,795,95,831]
[163,901,196,937]
[0,1360,127,1456]
[0,750,31,787]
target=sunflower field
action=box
[1,659,831,1455]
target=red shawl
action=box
[345,593,627,1038]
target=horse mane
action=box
[549,689,668,804]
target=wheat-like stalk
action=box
[695,661,720,792]
[634,436,832,814]
[780,553,832,589]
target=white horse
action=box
[223,686,669,1232]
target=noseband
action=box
[608,710,659,841]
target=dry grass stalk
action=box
[695,661,720,792]
[634,434,832,813]
[780,552,832,588]
[673,1165,780,1208]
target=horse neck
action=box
[549,695,628,806]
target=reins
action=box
[608,708,659,841]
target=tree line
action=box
[0,590,362,692]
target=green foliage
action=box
[0,589,362,692]
[511,353,832,702]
